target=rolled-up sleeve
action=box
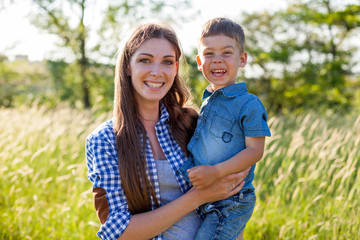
[86,121,132,240]
[239,97,271,137]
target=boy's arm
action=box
[188,136,265,188]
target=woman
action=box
[86,23,249,240]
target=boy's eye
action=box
[204,52,213,56]
[223,51,232,55]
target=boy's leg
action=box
[194,203,223,240]
[196,192,255,240]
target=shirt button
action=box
[157,130,161,134]
[96,176,100,180]
[202,119,206,123]
[165,151,169,155]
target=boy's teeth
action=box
[146,82,163,88]
[213,70,226,73]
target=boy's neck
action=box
[210,82,236,92]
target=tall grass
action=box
[0,106,110,240]
[1,107,359,239]
[247,112,360,239]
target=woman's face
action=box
[129,38,178,105]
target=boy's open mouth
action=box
[211,69,227,77]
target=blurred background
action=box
[1,0,359,239]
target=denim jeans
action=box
[195,190,256,240]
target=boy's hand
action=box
[187,165,219,189]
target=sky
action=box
[0,0,289,61]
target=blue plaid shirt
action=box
[86,104,193,240]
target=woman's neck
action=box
[137,102,160,124]
[137,101,166,161]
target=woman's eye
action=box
[163,60,174,65]
[139,59,150,63]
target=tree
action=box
[240,0,360,113]
[30,0,192,108]
[0,55,19,107]
[94,0,193,61]
[0,57,50,108]
[31,0,92,108]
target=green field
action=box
[1,107,359,239]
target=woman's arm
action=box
[86,123,134,239]
[118,170,249,240]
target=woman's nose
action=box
[150,63,162,77]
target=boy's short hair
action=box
[199,17,245,53]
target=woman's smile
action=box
[144,81,165,89]
[129,38,178,104]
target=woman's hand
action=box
[189,167,250,206]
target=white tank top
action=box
[155,159,201,240]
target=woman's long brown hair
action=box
[113,24,198,214]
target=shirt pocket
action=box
[209,113,235,143]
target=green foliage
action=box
[47,60,73,101]
[0,59,52,108]
[31,0,93,108]
[0,58,114,109]
[185,49,208,107]
[1,0,359,113]
[0,58,20,107]
[245,111,360,239]
[87,62,114,113]
[239,0,360,114]
[45,59,114,110]
[95,0,195,69]
[1,107,359,239]
[29,0,193,108]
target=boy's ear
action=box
[239,51,248,68]
[196,55,203,71]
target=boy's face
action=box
[197,34,247,91]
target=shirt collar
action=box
[159,102,169,123]
[202,82,248,100]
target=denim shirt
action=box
[184,82,271,191]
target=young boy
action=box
[179,18,271,239]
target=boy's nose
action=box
[211,56,223,64]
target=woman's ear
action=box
[196,55,203,71]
